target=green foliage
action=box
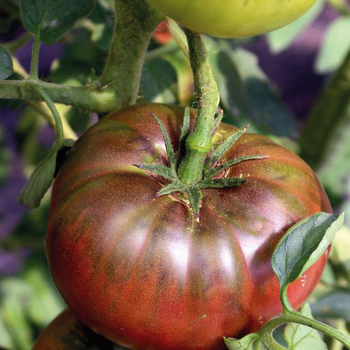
[0,45,13,80]
[207,40,296,137]
[267,0,325,53]
[140,58,177,104]
[272,212,344,300]
[316,17,350,73]
[299,51,350,200]
[0,259,65,350]
[225,333,268,350]
[312,288,350,322]
[87,0,114,52]
[283,304,327,349]
[226,304,328,349]
[0,125,10,187]
[18,149,58,208]
[19,0,96,45]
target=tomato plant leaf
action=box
[141,58,177,104]
[207,125,248,168]
[299,51,350,173]
[0,44,13,80]
[283,304,327,349]
[0,125,10,187]
[205,155,267,178]
[267,0,324,53]
[225,333,268,350]
[208,40,296,137]
[187,187,201,220]
[18,149,58,208]
[158,182,186,196]
[316,17,350,74]
[311,288,350,322]
[167,18,189,59]
[177,107,191,166]
[272,212,344,297]
[19,0,96,45]
[212,109,224,136]
[153,114,176,171]
[135,164,173,181]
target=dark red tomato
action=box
[33,309,116,349]
[47,103,331,350]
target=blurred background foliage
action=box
[0,0,350,349]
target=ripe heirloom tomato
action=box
[146,0,316,38]
[47,103,331,350]
[33,309,115,349]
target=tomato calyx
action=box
[135,109,267,220]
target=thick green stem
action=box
[100,0,164,110]
[0,79,119,113]
[29,34,41,80]
[178,29,219,185]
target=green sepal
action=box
[135,164,174,181]
[199,177,246,189]
[205,155,267,178]
[152,114,176,175]
[177,107,191,167]
[211,109,224,136]
[187,187,202,221]
[18,149,58,208]
[157,182,187,196]
[207,124,249,167]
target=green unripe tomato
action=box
[147,0,317,38]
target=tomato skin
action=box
[47,103,331,350]
[146,0,316,38]
[33,309,115,350]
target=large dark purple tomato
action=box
[47,103,331,350]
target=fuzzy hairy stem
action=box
[0,0,163,114]
[0,79,120,113]
[100,0,164,110]
[178,29,220,185]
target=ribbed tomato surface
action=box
[47,103,331,350]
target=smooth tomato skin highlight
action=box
[47,103,331,350]
[146,0,316,38]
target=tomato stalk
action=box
[258,310,350,349]
[99,0,164,110]
[178,29,220,185]
[29,33,41,81]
